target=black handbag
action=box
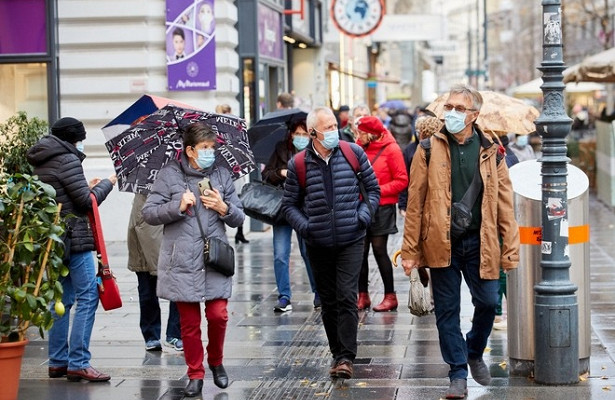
[239,181,285,225]
[203,236,235,277]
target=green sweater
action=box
[448,130,482,231]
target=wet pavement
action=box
[17,194,615,400]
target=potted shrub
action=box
[0,113,66,400]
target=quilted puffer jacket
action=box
[282,142,380,247]
[142,155,244,302]
[26,135,114,253]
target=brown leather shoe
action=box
[334,360,353,379]
[67,366,111,382]
[48,366,67,378]
[373,293,398,312]
[357,292,371,310]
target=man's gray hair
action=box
[306,107,334,131]
[350,104,370,122]
[448,84,483,112]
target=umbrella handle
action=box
[391,249,402,267]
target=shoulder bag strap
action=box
[459,162,482,209]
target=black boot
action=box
[235,225,249,244]
[209,364,229,388]
[184,379,203,397]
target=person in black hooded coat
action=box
[27,117,116,382]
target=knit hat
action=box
[339,105,350,112]
[357,116,386,136]
[51,117,86,143]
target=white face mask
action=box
[75,141,84,152]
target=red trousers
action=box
[176,299,228,379]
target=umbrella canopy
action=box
[247,108,307,164]
[427,91,540,135]
[563,47,615,83]
[101,94,197,141]
[105,105,255,194]
[379,99,407,109]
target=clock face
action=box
[331,0,384,38]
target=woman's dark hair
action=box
[183,122,217,154]
[286,118,307,150]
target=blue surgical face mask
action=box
[196,148,216,169]
[319,129,339,150]
[444,110,468,134]
[516,135,528,147]
[75,141,84,152]
[292,135,310,151]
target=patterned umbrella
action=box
[101,94,197,141]
[105,105,255,194]
[427,91,540,135]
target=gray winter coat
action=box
[142,155,244,302]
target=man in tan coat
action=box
[401,85,519,399]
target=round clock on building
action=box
[331,0,385,38]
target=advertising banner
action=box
[0,0,47,55]
[166,0,216,91]
[257,4,283,61]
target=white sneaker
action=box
[493,317,507,330]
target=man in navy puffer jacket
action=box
[283,106,380,380]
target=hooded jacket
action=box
[358,130,408,206]
[400,126,520,279]
[142,154,244,302]
[26,135,114,253]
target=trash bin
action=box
[507,160,590,376]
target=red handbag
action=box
[88,193,123,311]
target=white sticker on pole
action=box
[560,219,569,237]
[541,241,552,254]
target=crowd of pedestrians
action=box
[29,85,523,399]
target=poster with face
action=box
[166,0,216,91]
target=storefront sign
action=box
[166,0,216,91]
[257,4,283,61]
[0,0,47,55]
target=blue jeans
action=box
[430,232,499,381]
[48,251,99,370]
[136,272,181,342]
[273,224,316,300]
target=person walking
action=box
[127,193,183,352]
[216,103,250,244]
[283,106,380,380]
[142,122,245,397]
[400,85,520,399]
[338,104,370,142]
[262,118,320,311]
[27,117,116,382]
[355,116,408,312]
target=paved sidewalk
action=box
[17,194,615,399]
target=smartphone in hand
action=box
[198,178,213,196]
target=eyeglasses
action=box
[443,104,476,113]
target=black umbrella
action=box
[248,108,307,164]
[105,105,255,194]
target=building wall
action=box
[56,0,240,240]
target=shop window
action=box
[0,63,48,122]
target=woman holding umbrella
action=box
[262,118,319,311]
[142,122,245,397]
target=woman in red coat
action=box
[356,116,409,311]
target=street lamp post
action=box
[534,0,579,385]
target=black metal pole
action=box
[534,0,579,385]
